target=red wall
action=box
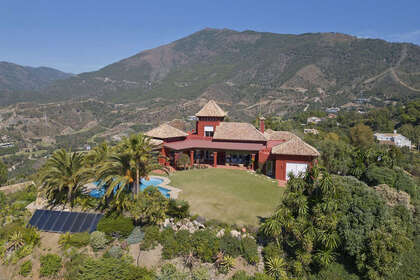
[196,117,223,137]
[273,155,316,181]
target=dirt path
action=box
[363,45,420,92]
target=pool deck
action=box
[150,175,182,199]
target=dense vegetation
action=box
[1,97,420,279]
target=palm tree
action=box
[266,256,288,279]
[96,133,167,199]
[117,133,164,196]
[96,153,134,199]
[38,149,92,208]
[7,231,24,251]
[86,142,112,167]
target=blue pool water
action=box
[89,177,170,198]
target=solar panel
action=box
[44,211,61,230]
[28,210,103,233]
[51,211,71,232]
[61,212,80,232]
[70,213,88,233]
[28,209,44,227]
[89,214,103,233]
[37,210,54,230]
[79,213,96,232]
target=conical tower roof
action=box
[195,100,227,117]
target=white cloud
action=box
[386,30,420,44]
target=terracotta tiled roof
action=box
[271,136,320,156]
[164,139,265,151]
[263,129,297,141]
[145,123,188,139]
[196,100,227,117]
[213,122,266,141]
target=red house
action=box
[146,100,319,182]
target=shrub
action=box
[191,266,211,280]
[262,242,283,261]
[218,255,235,274]
[72,255,155,280]
[253,273,275,280]
[191,229,220,263]
[130,187,168,225]
[394,169,418,198]
[40,254,62,277]
[159,263,188,280]
[90,231,107,250]
[160,228,179,259]
[365,165,396,186]
[220,234,242,257]
[175,230,192,255]
[59,232,90,248]
[140,225,160,250]
[241,237,259,264]
[97,215,134,238]
[167,199,190,219]
[107,245,123,259]
[230,270,250,280]
[19,260,32,277]
[126,226,145,245]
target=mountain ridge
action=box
[2,28,420,119]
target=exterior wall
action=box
[273,154,315,181]
[196,117,223,137]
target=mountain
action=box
[0,62,72,104]
[5,28,420,120]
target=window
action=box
[204,126,214,137]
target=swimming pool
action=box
[89,177,170,198]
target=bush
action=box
[160,228,179,259]
[230,270,250,280]
[73,255,155,280]
[191,229,220,263]
[167,199,190,219]
[90,231,107,250]
[59,232,90,248]
[126,227,145,245]
[107,245,123,259]
[394,169,419,198]
[241,237,259,264]
[97,215,134,238]
[159,263,188,280]
[140,225,160,250]
[40,254,62,277]
[19,260,32,277]
[253,273,275,280]
[220,234,242,257]
[365,165,396,186]
[191,266,211,280]
[262,242,283,261]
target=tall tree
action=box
[0,160,7,186]
[350,123,374,147]
[96,133,165,199]
[38,149,92,207]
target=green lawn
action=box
[168,168,284,226]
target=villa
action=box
[146,100,319,182]
[374,130,412,149]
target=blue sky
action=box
[1,0,419,73]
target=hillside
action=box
[0,62,72,104]
[38,28,420,118]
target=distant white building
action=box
[307,117,322,124]
[374,130,412,148]
[304,128,319,135]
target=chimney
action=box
[259,116,265,133]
